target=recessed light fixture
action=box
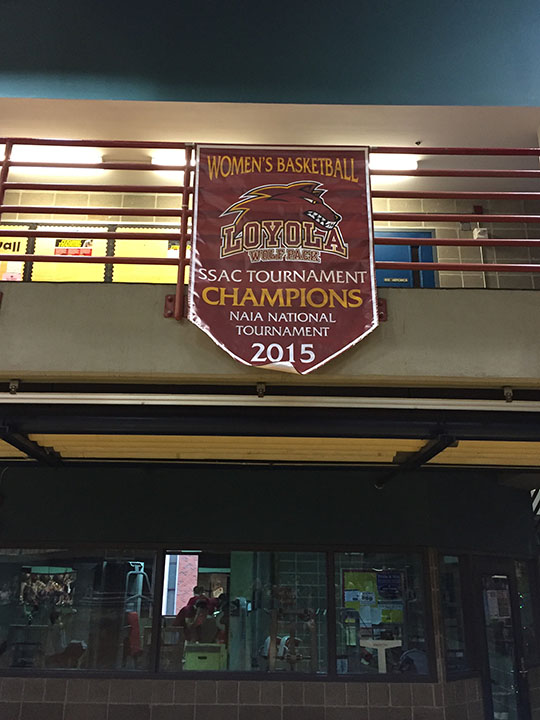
[151,149,194,184]
[369,153,419,172]
[4,144,104,180]
[10,145,102,165]
[152,149,193,167]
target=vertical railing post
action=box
[174,143,194,320]
[0,140,14,221]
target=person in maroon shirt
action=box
[184,585,219,613]
[173,586,219,630]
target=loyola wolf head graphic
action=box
[219,180,349,260]
[221,181,342,236]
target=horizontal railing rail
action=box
[372,191,540,200]
[1,139,540,318]
[0,137,191,148]
[0,254,179,266]
[378,261,540,274]
[4,183,188,193]
[374,213,540,223]
[369,146,540,155]
[0,229,185,241]
[372,169,540,177]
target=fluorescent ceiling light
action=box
[369,153,418,171]
[10,145,102,164]
[151,149,192,184]
[152,149,189,167]
[8,145,103,180]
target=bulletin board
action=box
[32,227,107,282]
[113,227,184,284]
[2,224,191,285]
[343,570,404,626]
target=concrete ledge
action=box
[1,283,539,387]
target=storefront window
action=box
[160,550,327,673]
[515,560,539,667]
[0,547,436,677]
[0,549,156,670]
[440,555,469,674]
[334,552,428,675]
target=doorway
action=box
[474,558,532,720]
[374,230,435,288]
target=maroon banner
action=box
[188,145,378,374]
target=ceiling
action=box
[2,434,540,474]
[1,99,540,193]
[1,99,539,148]
[0,439,25,458]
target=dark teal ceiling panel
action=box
[0,0,539,105]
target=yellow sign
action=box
[0,226,28,281]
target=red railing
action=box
[0,138,193,318]
[1,139,540,320]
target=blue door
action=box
[374,231,435,288]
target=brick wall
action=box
[442,678,483,720]
[0,676,484,720]
[3,190,184,224]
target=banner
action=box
[189,145,378,374]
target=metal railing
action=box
[1,139,540,319]
[0,138,193,319]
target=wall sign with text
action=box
[189,145,378,374]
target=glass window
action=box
[335,552,428,675]
[160,550,327,673]
[0,549,156,671]
[440,555,469,674]
[515,560,539,667]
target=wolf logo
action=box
[222,181,341,234]
[219,181,347,260]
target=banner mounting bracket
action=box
[163,294,175,318]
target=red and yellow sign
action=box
[189,145,378,374]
